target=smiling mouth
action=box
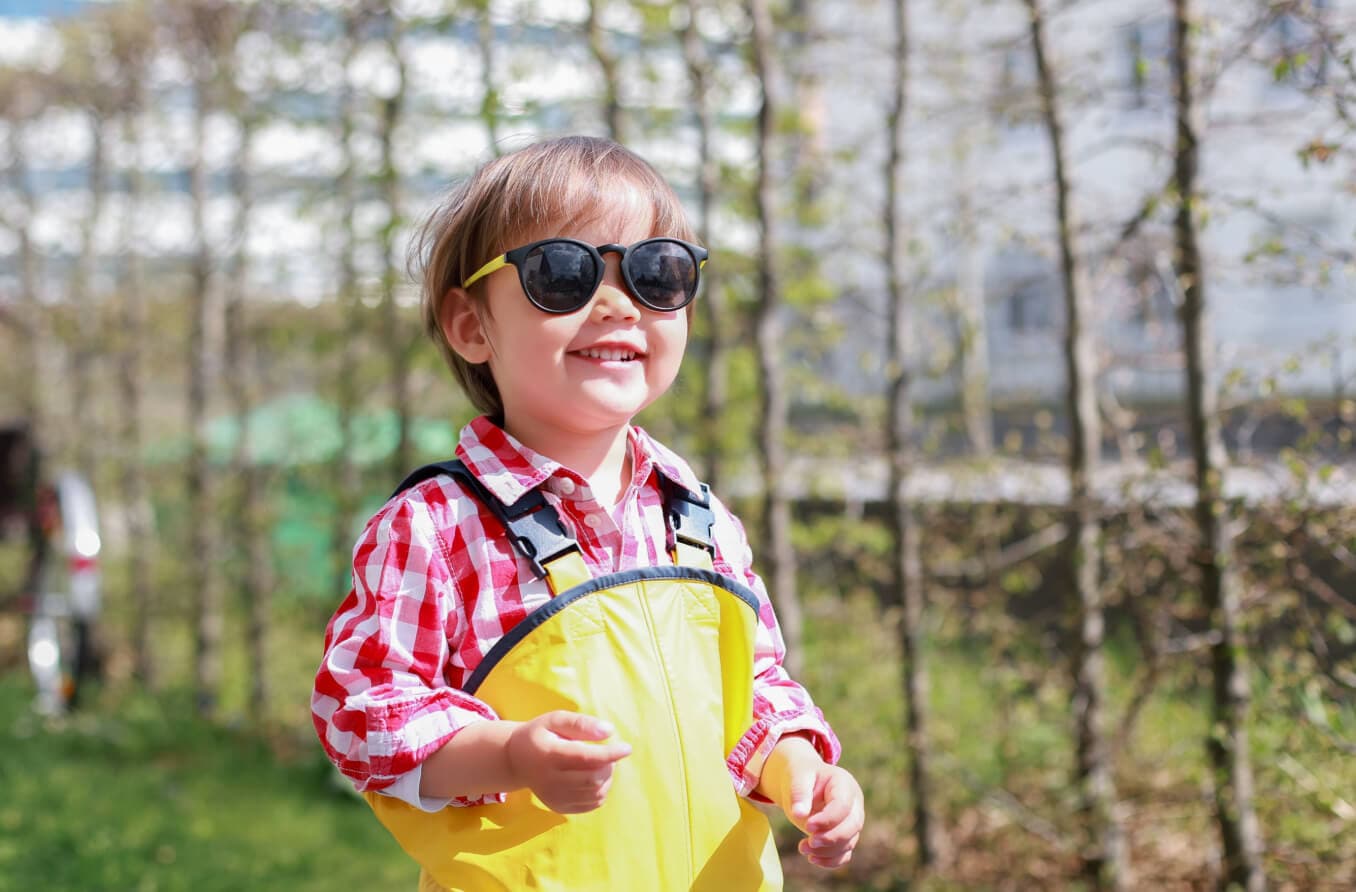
[574,347,641,362]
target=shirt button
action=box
[583,513,604,529]
[556,477,576,495]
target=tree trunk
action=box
[884,0,940,870]
[681,1,728,491]
[2,99,41,439]
[332,9,363,596]
[786,0,825,205]
[952,111,993,457]
[186,70,221,718]
[1024,2,1125,887]
[223,84,272,719]
[473,0,501,154]
[748,0,803,677]
[379,11,411,482]
[586,0,623,141]
[68,115,106,477]
[1171,2,1267,888]
[117,97,155,688]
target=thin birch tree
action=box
[55,29,112,480]
[376,5,412,481]
[748,0,804,675]
[1022,1,1125,886]
[169,0,233,717]
[681,0,728,490]
[586,0,623,141]
[946,17,994,458]
[0,69,43,439]
[104,1,157,686]
[471,0,502,154]
[785,0,825,204]
[219,3,273,718]
[1171,1,1267,887]
[331,3,365,595]
[884,0,941,870]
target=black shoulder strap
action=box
[393,460,718,572]
[658,474,716,557]
[392,460,580,580]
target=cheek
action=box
[660,314,689,350]
[653,317,689,375]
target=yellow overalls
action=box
[365,461,783,891]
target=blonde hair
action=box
[412,136,697,419]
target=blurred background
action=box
[0,0,1352,889]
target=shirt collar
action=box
[630,426,706,498]
[454,416,706,506]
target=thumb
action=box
[542,710,615,742]
[786,770,816,826]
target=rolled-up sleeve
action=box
[710,500,842,798]
[310,495,504,807]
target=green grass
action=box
[3,592,1351,891]
[0,677,412,892]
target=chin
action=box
[577,391,650,419]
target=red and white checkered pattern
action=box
[312,416,840,806]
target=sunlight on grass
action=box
[0,676,412,892]
[5,571,1351,890]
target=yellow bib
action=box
[366,462,783,891]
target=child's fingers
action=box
[540,710,616,742]
[537,759,624,814]
[798,831,858,869]
[807,845,857,870]
[805,820,860,862]
[551,738,632,769]
[806,828,860,856]
[805,771,863,836]
[804,792,852,835]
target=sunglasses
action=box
[461,237,708,314]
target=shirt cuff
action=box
[376,765,454,812]
[373,766,508,811]
[369,725,510,810]
[363,693,498,789]
[726,708,842,802]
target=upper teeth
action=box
[578,348,636,361]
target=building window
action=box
[1005,276,1055,333]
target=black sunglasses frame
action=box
[467,237,708,315]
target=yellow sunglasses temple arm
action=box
[462,254,509,289]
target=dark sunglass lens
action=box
[522,242,598,311]
[629,242,696,309]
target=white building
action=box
[813,0,1354,415]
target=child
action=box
[312,135,863,891]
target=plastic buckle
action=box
[501,489,581,579]
[665,482,715,555]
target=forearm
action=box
[417,719,524,800]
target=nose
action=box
[589,256,641,322]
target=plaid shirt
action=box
[312,416,840,811]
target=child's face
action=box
[450,185,690,450]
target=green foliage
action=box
[7,493,1356,889]
[0,676,412,892]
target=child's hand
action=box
[506,711,632,814]
[758,735,865,870]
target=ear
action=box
[440,287,493,364]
